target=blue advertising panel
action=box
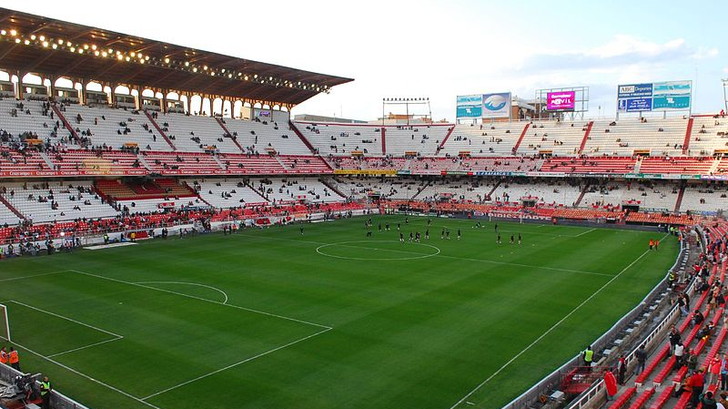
[621,98,652,112]
[456,94,483,118]
[618,83,652,98]
[652,95,691,110]
[481,92,511,118]
[456,105,482,118]
[617,81,691,112]
[456,95,483,105]
[653,81,691,96]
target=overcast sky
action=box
[3,0,727,121]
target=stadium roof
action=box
[0,8,353,106]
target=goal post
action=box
[0,304,10,342]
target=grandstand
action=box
[1,6,728,409]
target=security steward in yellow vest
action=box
[40,376,52,409]
[583,345,594,370]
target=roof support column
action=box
[47,76,56,101]
[15,70,23,100]
[133,86,141,110]
[161,89,168,113]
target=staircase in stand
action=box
[135,153,153,171]
[38,151,56,170]
[211,154,227,170]
[709,158,721,175]
[319,178,347,200]
[215,117,245,153]
[380,128,386,155]
[682,117,694,155]
[144,111,177,150]
[574,182,590,207]
[245,181,270,203]
[288,121,317,154]
[674,182,686,212]
[486,180,502,200]
[51,104,81,143]
[633,157,643,173]
[511,123,530,154]
[181,181,215,208]
[410,180,432,201]
[272,155,288,172]
[0,195,24,221]
[436,126,456,152]
[577,121,594,154]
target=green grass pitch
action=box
[0,215,679,409]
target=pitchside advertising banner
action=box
[617,80,691,112]
[546,91,576,111]
[456,92,511,118]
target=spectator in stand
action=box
[721,354,728,390]
[688,369,706,408]
[8,347,19,371]
[669,326,681,353]
[582,345,594,370]
[701,391,718,409]
[674,342,685,367]
[635,345,647,375]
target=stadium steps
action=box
[211,154,227,170]
[0,194,25,220]
[511,122,531,154]
[608,386,637,409]
[380,127,387,155]
[51,103,81,143]
[135,153,153,171]
[214,117,245,153]
[578,121,594,154]
[574,182,590,207]
[181,181,213,207]
[273,155,287,170]
[709,158,720,175]
[144,110,177,150]
[487,180,502,199]
[245,181,270,203]
[633,157,643,173]
[410,180,433,201]
[681,117,694,155]
[673,183,686,212]
[288,121,319,155]
[319,178,347,199]
[436,125,456,152]
[38,151,56,170]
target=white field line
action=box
[0,270,67,283]
[48,337,123,358]
[575,228,597,237]
[433,254,613,277]
[134,281,229,304]
[447,233,669,409]
[11,340,161,409]
[9,300,123,338]
[141,327,332,401]
[316,241,610,277]
[70,270,332,330]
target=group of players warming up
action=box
[358,217,524,245]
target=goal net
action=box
[0,304,10,342]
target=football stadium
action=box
[0,4,727,409]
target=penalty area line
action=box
[70,269,332,330]
[447,233,668,409]
[141,327,332,401]
[11,340,160,409]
